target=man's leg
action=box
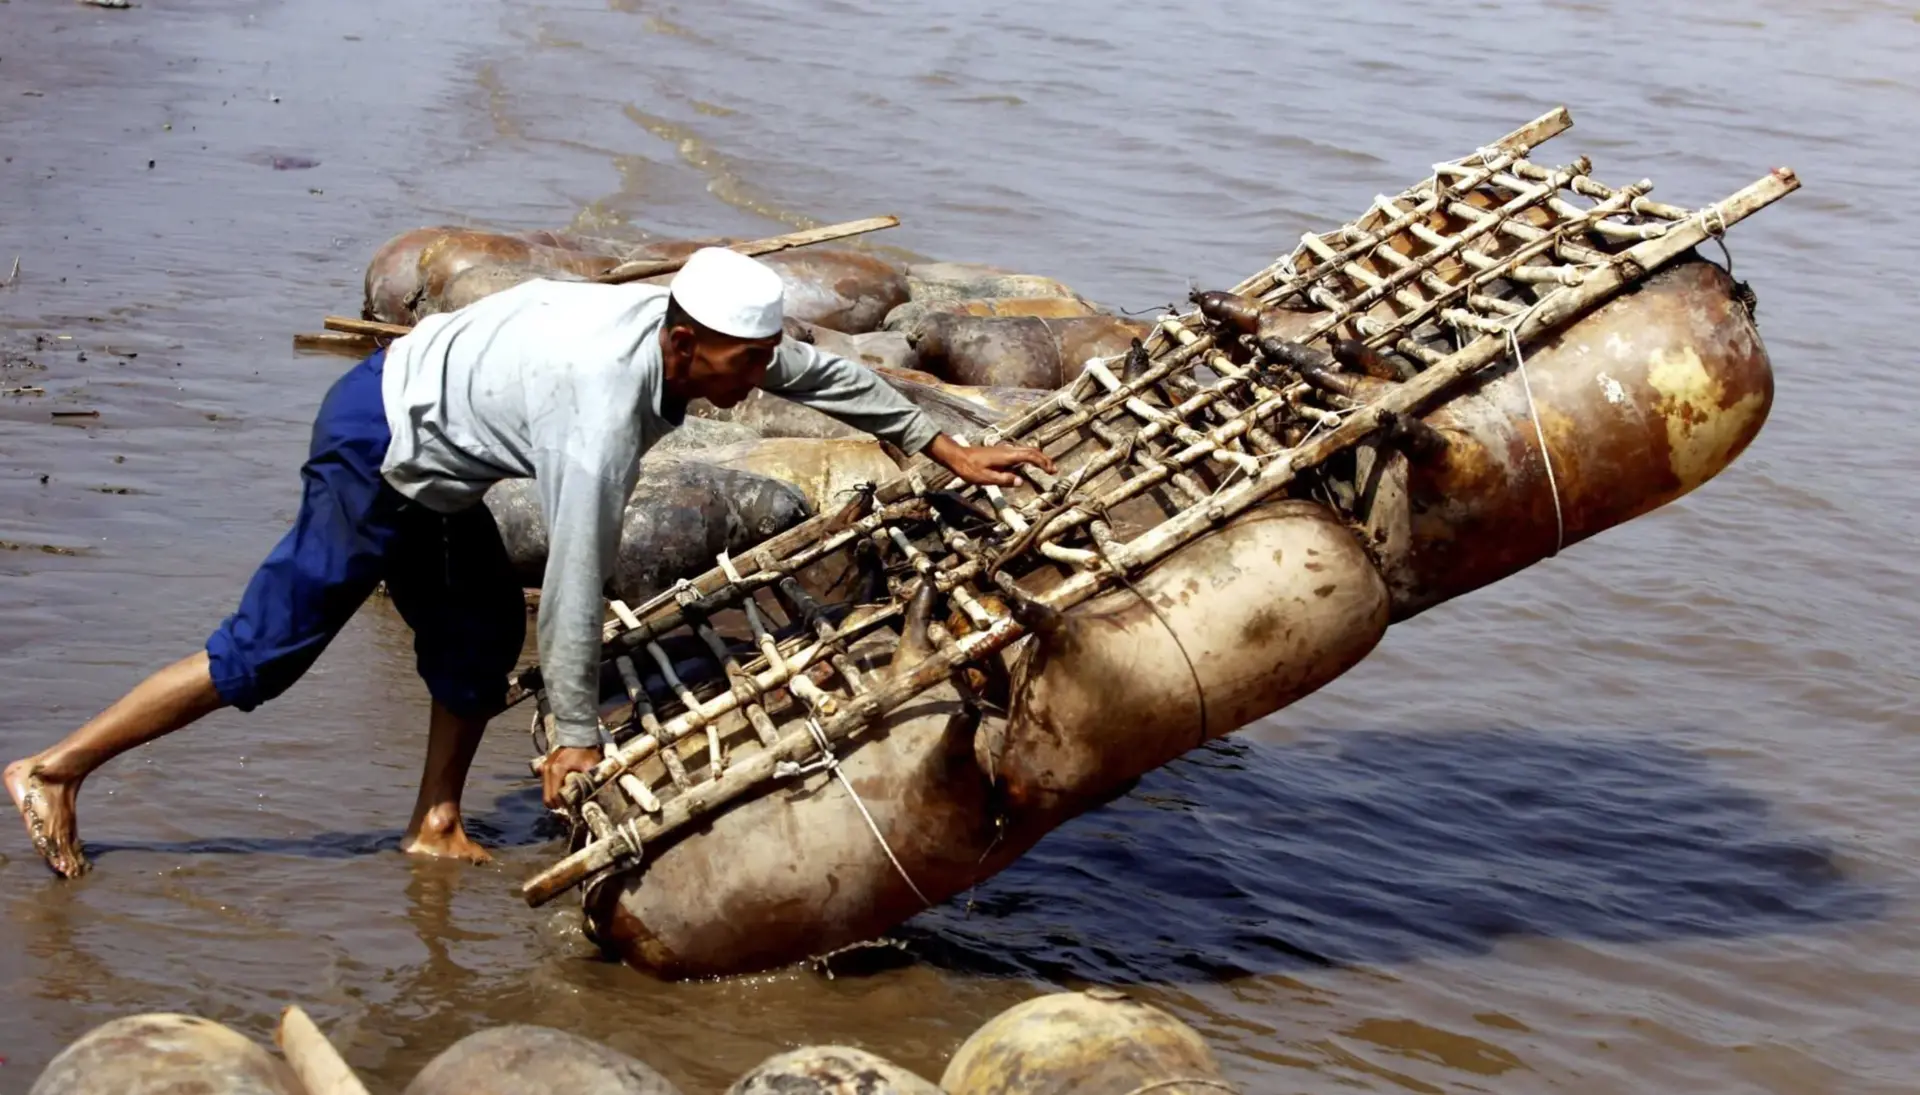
[384,499,528,862]
[400,699,493,862]
[4,651,226,877]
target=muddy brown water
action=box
[2,1,1917,1092]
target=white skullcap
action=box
[667,247,785,339]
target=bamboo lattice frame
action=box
[516,107,1798,907]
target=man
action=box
[5,247,1054,877]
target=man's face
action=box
[665,323,780,408]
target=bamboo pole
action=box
[1508,159,1690,220]
[1226,106,1574,306]
[568,601,906,799]
[1349,180,1650,351]
[1275,160,1601,348]
[318,215,899,343]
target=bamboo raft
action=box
[510,107,1797,974]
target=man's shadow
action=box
[889,728,1885,984]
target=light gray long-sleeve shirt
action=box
[378,277,939,748]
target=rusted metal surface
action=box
[994,501,1387,816]
[906,313,1150,389]
[590,680,1010,980]
[410,229,620,321]
[362,226,909,332]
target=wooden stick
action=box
[321,316,411,339]
[275,1006,371,1095]
[595,214,900,285]
[321,215,900,343]
[294,331,379,354]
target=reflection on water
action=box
[907,733,1884,983]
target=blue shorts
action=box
[205,350,526,718]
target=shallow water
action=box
[2,0,1917,1091]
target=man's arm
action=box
[761,339,942,454]
[530,432,640,756]
[762,340,1054,484]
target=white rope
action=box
[1504,320,1566,556]
[1438,303,1567,556]
[785,716,934,909]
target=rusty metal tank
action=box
[1333,257,1772,619]
[905,312,1151,389]
[363,226,909,333]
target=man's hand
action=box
[539,745,602,810]
[925,433,1056,488]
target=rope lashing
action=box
[1118,1080,1240,1095]
[1699,201,1736,277]
[1695,201,1757,318]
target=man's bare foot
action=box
[5,756,89,878]
[402,804,492,864]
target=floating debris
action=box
[246,152,321,171]
[293,331,376,355]
[0,539,87,556]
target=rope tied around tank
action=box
[779,714,934,909]
[1082,501,1211,750]
[1504,319,1566,557]
[1443,304,1568,557]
